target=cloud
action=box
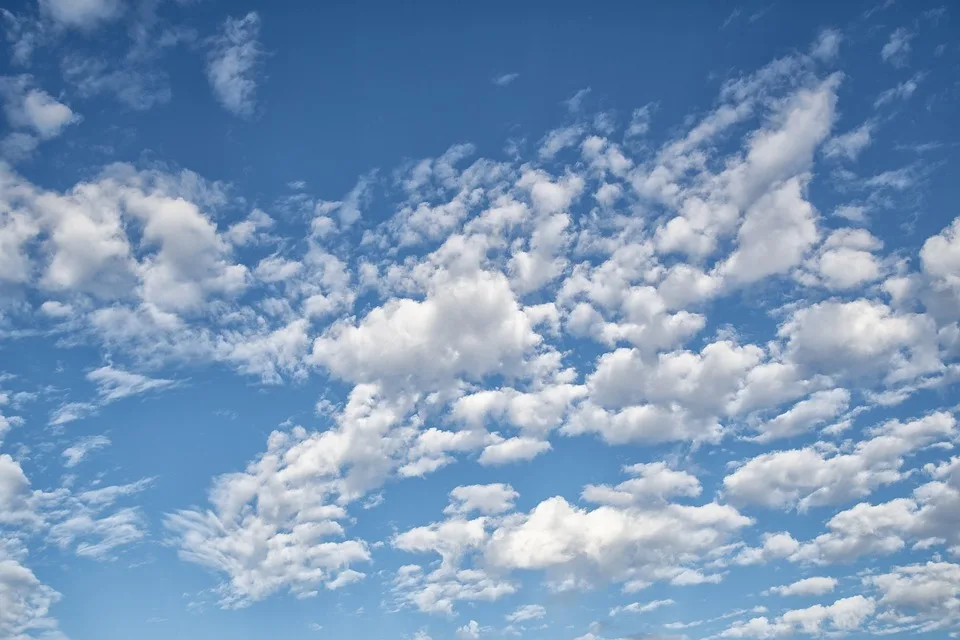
[49,401,97,426]
[392,468,751,614]
[507,604,546,623]
[0,76,80,139]
[311,270,541,390]
[478,436,551,465]
[724,412,956,510]
[445,484,519,516]
[765,577,838,597]
[874,72,924,108]
[0,556,65,640]
[610,599,674,616]
[207,12,263,117]
[493,72,519,87]
[823,122,873,161]
[87,365,177,402]
[810,28,842,61]
[565,87,591,113]
[881,28,912,67]
[717,595,875,637]
[62,435,111,467]
[40,0,122,30]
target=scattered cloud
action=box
[493,72,519,87]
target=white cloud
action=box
[493,72,519,87]
[445,484,518,516]
[881,28,912,67]
[765,576,838,597]
[565,340,766,445]
[164,384,421,607]
[40,0,122,29]
[822,122,872,161]
[87,365,176,402]
[0,555,65,640]
[874,72,924,108]
[49,401,97,426]
[311,270,541,390]
[0,77,80,140]
[866,562,960,629]
[810,28,842,61]
[790,456,960,565]
[207,12,263,117]
[62,435,111,467]
[748,389,850,442]
[539,125,584,159]
[610,598,674,616]
[724,412,956,510]
[582,462,701,505]
[626,103,655,137]
[779,299,941,386]
[47,507,148,559]
[565,87,591,113]
[812,228,883,290]
[478,436,551,465]
[717,595,875,637]
[506,604,546,623]
[456,620,481,639]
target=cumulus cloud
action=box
[765,576,838,597]
[725,412,956,510]
[0,76,80,140]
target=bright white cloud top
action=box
[0,1,958,639]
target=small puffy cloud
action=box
[311,270,541,390]
[478,436,551,465]
[765,576,838,597]
[207,12,263,117]
[456,620,481,639]
[582,462,701,505]
[445,484,519,516]
[626,103,655,138]
[0,76,80,140]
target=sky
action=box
[0,0,959,639]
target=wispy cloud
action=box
[62,435,111,467]
[87,365,177,403]
[207,12,263,117]
[492,72,519,87]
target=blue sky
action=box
[0,1,959,639]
